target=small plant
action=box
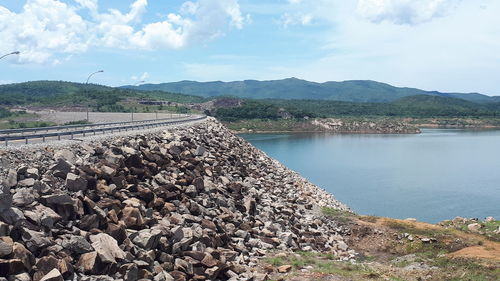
[64,120,92,125]
[264,257,285,267]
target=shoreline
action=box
[233,126,500,134]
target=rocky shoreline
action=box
[0,117,353,281]
[227,118,421,134]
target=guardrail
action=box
[0,114,187,135]
[1,115,207,146]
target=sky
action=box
[0,0,499,95]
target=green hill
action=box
[124,78,500,103]
[214,95,500,120]
[0,81,205,111]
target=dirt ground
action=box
[32,111,186,124]
[260,213,500,281]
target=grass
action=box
[63,120,92,125]
[0,120,56,129]
[264,252,381,279]
[320,207,356,224]
[262,216,499,281]
[359,216,378,223]
[429,257,500,281]
[440,219,500,241]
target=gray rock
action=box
[1,208,25,225]
[17,178,35,187]
[153,271,174,281]
[336,241,349,251]
[50,159,72,178]
[0,222,9,236]
[66,173,88,192]
[89,233,126,263]
[194,146,206,156]
[21,228,52,252]
[39,268,63,281]
[8,273,31,281]
[61,235,94,254]
[12,242,34,269]
[0,183,12,212]
[468,223,482,232]
[0,239,13,257]
[54,149,76,164]
[78,276,116,281]
[24,204,62,228]
[12,188,36,207]
[3,169,17,188]
[25,168,39,179]
[131,229,162,250]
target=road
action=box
[0,114,206,147]
[34,111,184,124]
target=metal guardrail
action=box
[0,114,186,135]
[1,115,207,146]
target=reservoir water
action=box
[240,129,500,223]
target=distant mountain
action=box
[0,81,205,106]
[123,78,500,103]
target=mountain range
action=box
[123,78,500,103]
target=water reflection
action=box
[241,129,500,223]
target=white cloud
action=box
[131,71,150,82]
[279,13,313,27]
[356,0,462,25]
[0,80,15,85]
[0,0,247,63]
[0,0,90,64]
[75,0,98,13]
[268,0,500,94]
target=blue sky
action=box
[1,0,500,95]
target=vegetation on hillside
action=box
[0,107,12,118]
[128,78,500,103]
[0,81,206,112]
[213,95,500,121]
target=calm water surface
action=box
[241,129,500,223]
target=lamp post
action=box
[0,51,20,60]
[85,70,104,122]
[133,80,149,120]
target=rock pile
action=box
[311,118,421,134]
[0,118,353,280]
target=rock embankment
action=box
[310,118,420,134]
[0,117,352,281]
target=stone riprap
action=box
[310,118,421,134]
[0,117,352,281]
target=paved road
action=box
[34,111,184,124]
[0,114,206,147]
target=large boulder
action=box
[21,228,52,252]
[0,184,12,213]
[0,259,24,277]
[89,233,126,264]
[61,235,94,254]
[39,268,63,281]
[131,229,162,250]
[66,173,88,192]
[12,188,36,207]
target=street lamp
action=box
[86,70,104,84]
[0,51,20,60]
[85,70,104,121]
